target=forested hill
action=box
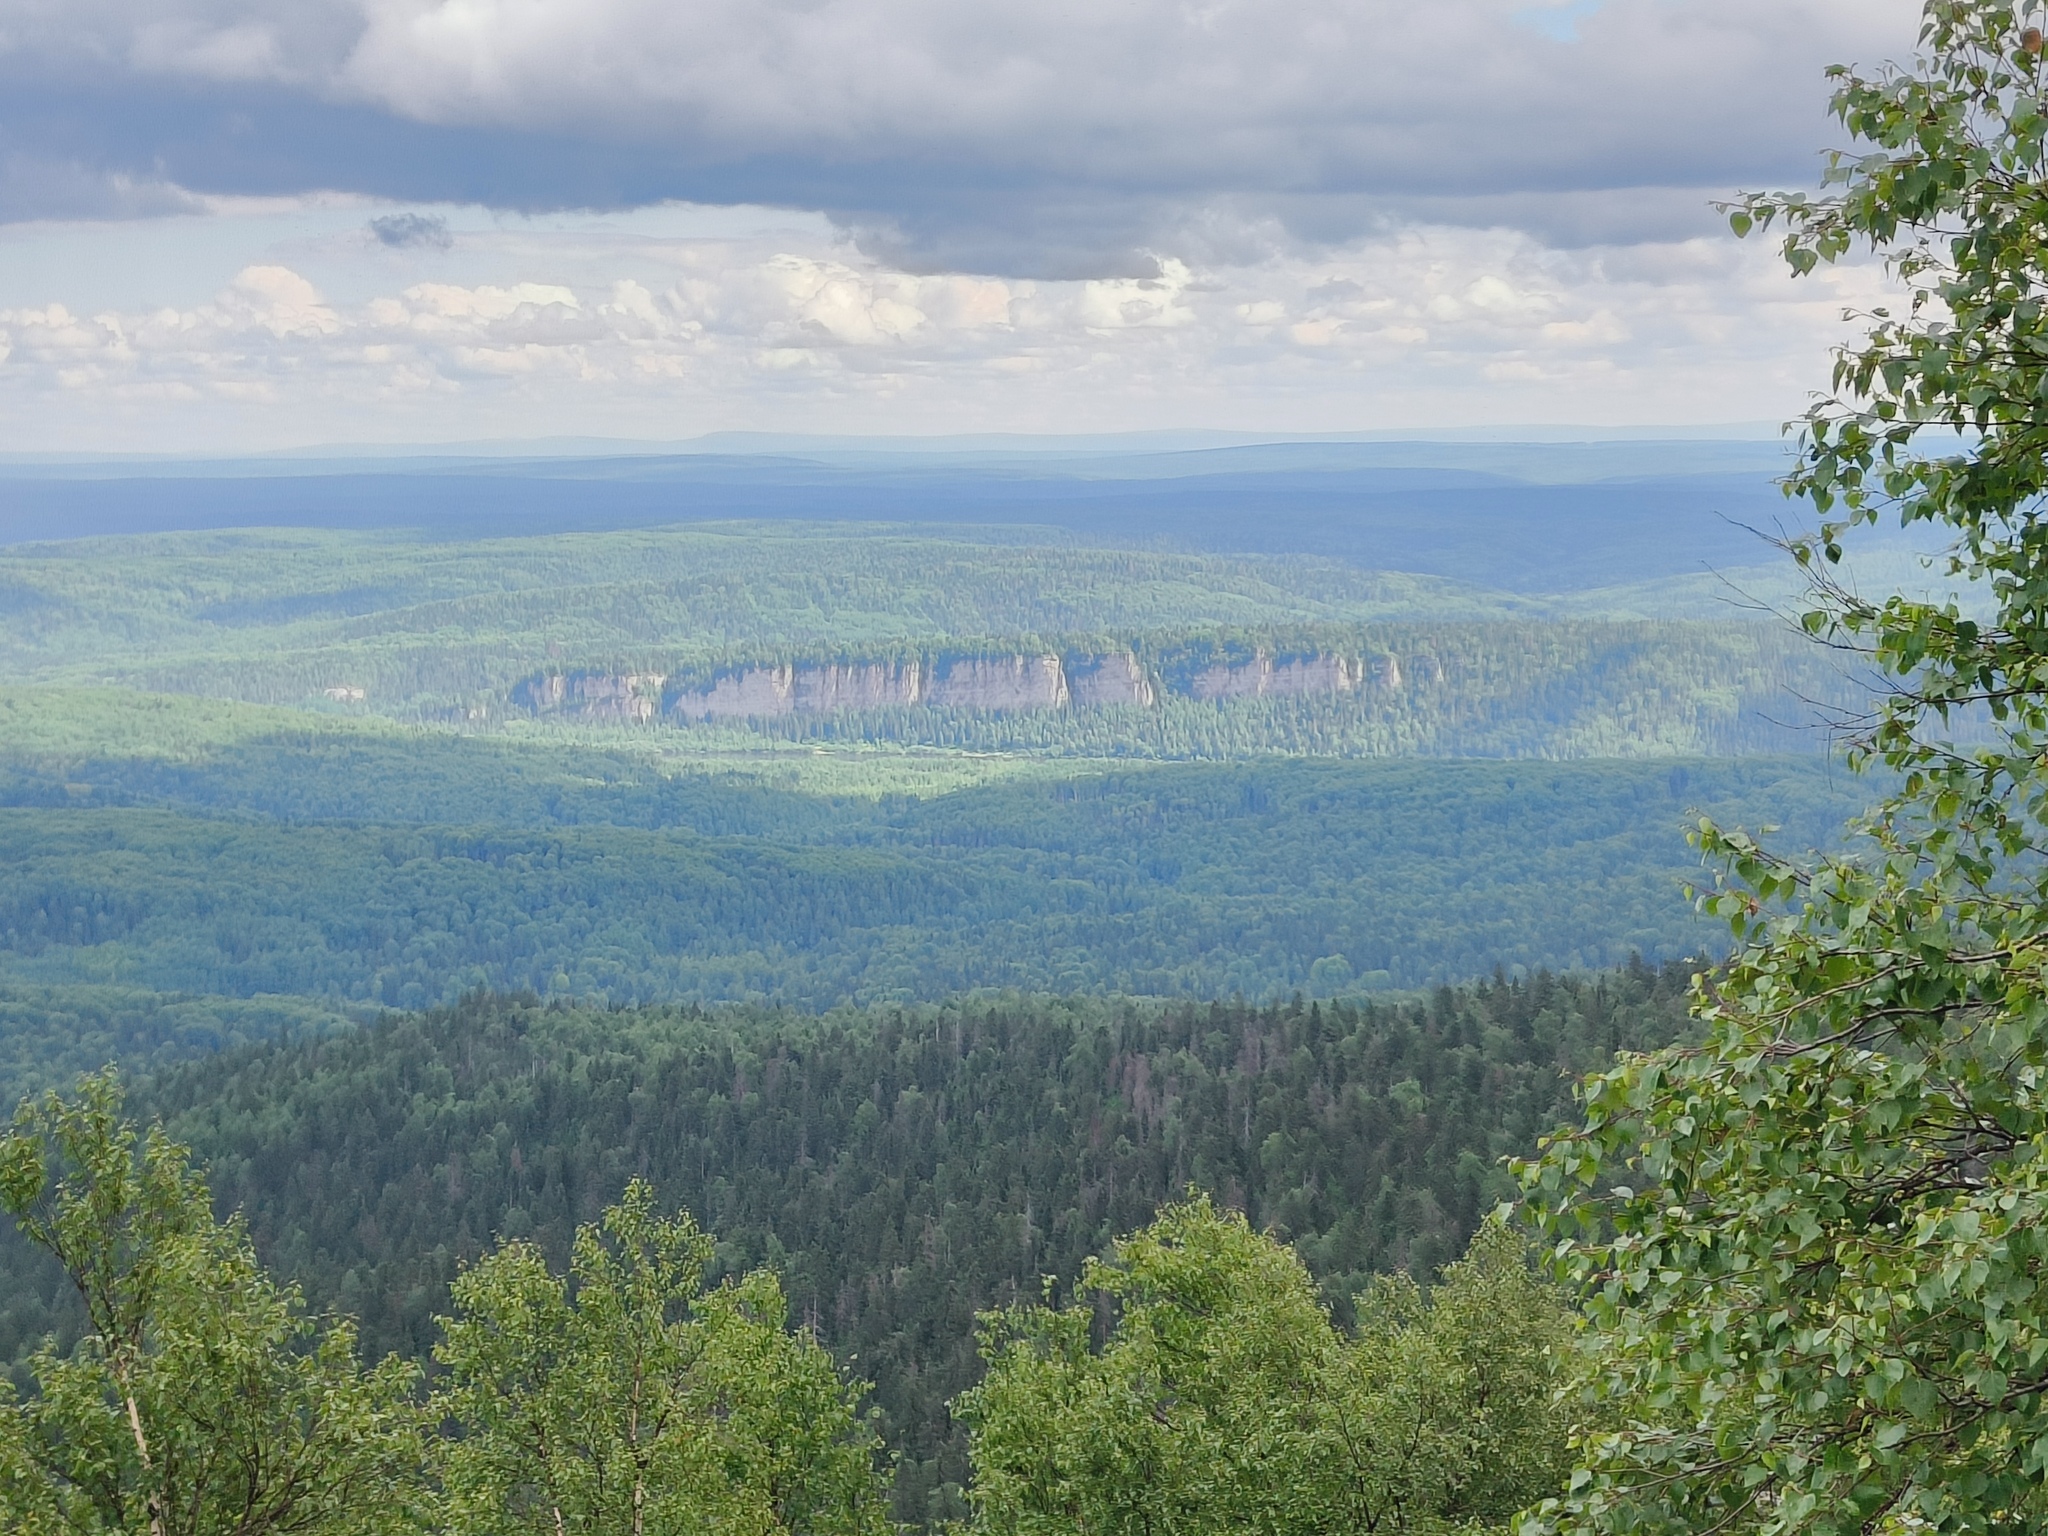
[2,968,1695,1522]
[0,524,1884,747]
[0,747,1858,1031]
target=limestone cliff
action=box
[928,655,1069,711]
[1068,652,1156,707]
[668,666,796,719]
[1189,652,1362,701]
[668,654,1073,719]
[518,644,1411,725]
[794,661,927,712]
[515,671,667,723]
[669,661,928,720]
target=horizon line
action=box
[0,422,1792,466]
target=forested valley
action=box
[0,502,1886,1535]
[0,492,1913,1536]
[0,454,1884,1531]
[0,741,1855,1029]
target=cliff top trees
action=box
[1521,4,2048,1532]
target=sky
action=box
[0,0,1924,450]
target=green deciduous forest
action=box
[0,437,1903,1533]
[0,519,1871,1080]
[0,460,1866,1536]
[959,1197,1575,1536]
[0,374,1893,1536]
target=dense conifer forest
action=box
[0,756,1852,1015]
[0,681,1864,1029]
[0,965,1694,1521]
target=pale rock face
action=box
[321,685,367,703]
[928,654,1069,711]
[518,674,568,710]
[669,666,797,719]
[792,661,926,711]
[516,671,666,722]
[605,675,669,723]
[1068,652,1156,708]
[670,661,928,718]
[1190,655,1270,700]
[1270,654,1360,695]
[1189,652,1360,701]
[525,647,1386,723]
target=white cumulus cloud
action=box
[0,205,1892,449]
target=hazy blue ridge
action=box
[0,443,1843,593]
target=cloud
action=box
[221,264,342,336]
[0,0,1921,273]
[0,211,1887,448]
[129,19,290,82]
[1514,0,1607,43]
[368,210,452,248]
[0,151,207,221]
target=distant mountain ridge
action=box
[0,438,1856,595]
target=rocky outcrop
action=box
[1069,652,1156,708]
[670,662,927,720]
[520,645,1418,725]
[670,655,1072,719]
[517,671,667,723]
[794,662,926,712]
[929,655,1069,711]
[669,667,797,719]
[1190,652,1363,702]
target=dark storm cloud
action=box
[0,0,1919,273]
[367,211,451,248]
